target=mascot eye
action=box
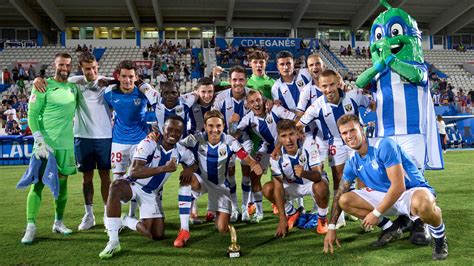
[390,23,403,37]
[375,27,383,40]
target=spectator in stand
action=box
[340,45,345,55]
[19,111,28,134]
[347,45,352,56]
[436,115,447,154]
[12,66,19,83]
[441,91,449,105]
[3,68,11,84]
[75,44,82,52]
[439,78,447,91]
[447,87,454,104]
[433,90,441,106]
[82,44,88,52]
[18,64,26,79]
[6,119,21,135]
[142,48,149,60]
[361,47,367,58]
[4,102,18,123]
[5,113,15,129]
[17,76,26,95]
[28,65,36,81]
[460,89,467,113]
[355,46,361,58]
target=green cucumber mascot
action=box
[356,0,443,171]
[355,0,443,246]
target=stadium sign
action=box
[216,37,302,49]
[0,136,33,165]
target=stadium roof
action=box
[1,0,473,35]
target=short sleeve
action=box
[271,83,279,100]
[133,139,156,161]
[181,92,198,107]
[270,158,282,177]
[299,104,318,126]
[296,83,311,112]
[178,145,196,167]
[226,134,243,152]
[342,161,357,183]
[237,113,252,131]
[377,138,402,168]
[139,83,158,105]
[350,90,370,108]
[304,142,321,168]
[273,105,297,120]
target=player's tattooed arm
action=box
[328,179,352,225]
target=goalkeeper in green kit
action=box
[21,53,78,244]
[246,50,275,99]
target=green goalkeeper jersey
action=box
[246,74,275,100]
[28,78,78,150]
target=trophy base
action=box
[227,251,241,258]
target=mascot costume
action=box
[356,0,444,171]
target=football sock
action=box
[85,204,93,216]
[241,175,251,212]
[227,175,238,210]
[106,217,121,243]
[429,222,445,238]
[129,200,138,218]
[296,197,304,209]
[318,207,328,221]
[178,185,192,231]
[285,202,296,216]
[54,177,68,221]
[191,197,198,214]
[378,217,393,231]
[122,216,138,231]
[26,181,44,224]
[253,191,263,215]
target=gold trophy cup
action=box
[227,225,241,258]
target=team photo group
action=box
[16,1,450,262]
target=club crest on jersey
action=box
[299,155,307,165]
[266,116,273,124]
[136,147,144,155]
[371,160,379,170]
[175,106,183,114]
[219,148,227,156]
[134,98,141,106]
[296,80,305,88]
[344,104,353,112]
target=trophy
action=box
[227,225,241,258]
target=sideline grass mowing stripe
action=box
[0,151,473,264]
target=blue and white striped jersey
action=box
[270,141,321,185]
[300,89,370,145]
[179,132,243,185]
[212,88,250,133]
[296,80,324,113]
[372,62,429,137]
[131,138,195,193]
[237,105,296,153]
[154,92,197,138]
[271,69,311,112]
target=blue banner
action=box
[216,37,317,50]
[0,136,33,165]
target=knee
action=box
[262,182,273,199]
[338,193,351,210]
[152,232,164,241]
[411,191,436,215]
[109,180,127,197]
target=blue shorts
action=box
[74,138,112,172]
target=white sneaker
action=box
[99,241,121,259]
[336,212,346,229]
[250,213,264,223]
[21,224,36,244]
[241,210,250,222]
[78,214,96,231]
[52,221,73,235]
[230,209,239,223]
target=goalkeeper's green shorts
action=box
[54,149,77,176]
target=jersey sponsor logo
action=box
[134,98,142,106]
[344,104,353,112]
[283,162,289,168]
[226,106,233,110]
[357,165,363,171]
[282,89,288,95]
[324,112,332,117]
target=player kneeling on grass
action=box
[174,110,263,247]
[323,114,448,261]
[100,115,197,259]
[263,119,329,237]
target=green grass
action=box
[1,151,473,264]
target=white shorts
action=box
[352,187,433,221]
[386,134,425,170]
[315,137,329,162]
[283,181,314,200]
[327,143,353,167]
[126,181,164,219]
[192,173,232,214]
[111,143,137,174]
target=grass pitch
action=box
[0,151,473,264]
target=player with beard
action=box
[21,53,78,244]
